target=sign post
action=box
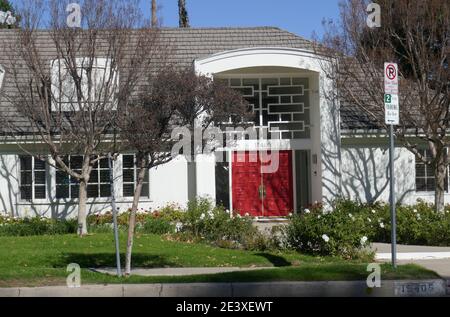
[384,62,398,268]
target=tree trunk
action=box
[151,0,157,27]
[78,179,88,236]
[435,158,446,213]
[125,157,148,275]
[178,0,190,28]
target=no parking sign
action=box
[384,63,398,95]
[384,63,399,125]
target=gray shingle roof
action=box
[3,27,378,134]
[0,27,315,134]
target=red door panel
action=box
[263,151,293,216]
[232,152,261,216]
[232,151,293,217]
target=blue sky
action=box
[145,0,341,39]
[9,0,341,40]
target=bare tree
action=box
[0,0,162,234]
[316,0,449,211]
[178,0,189,28]
[120,68,249,275]
[172,69,251,202]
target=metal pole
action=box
[389,125,397,268]
[108,154,122,277]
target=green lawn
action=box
[0,233,439,287]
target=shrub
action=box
[179,198,261,249]
[153,204,185,222]
[283,199,450,258]
[141,217,174,235]
[0,217,77,236]
[284,207,372,259]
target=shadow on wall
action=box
[0,156,18,217]
[340,147,415,204]
[320,78,342,206]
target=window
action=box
[50,58,118,111]
[225,77,311,140]
[19,156,46,201]
[56,156,111,199]
[415,149,449,192]
[122,155,150,198]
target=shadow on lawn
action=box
[255,253,291,267]
[51,253,179,268]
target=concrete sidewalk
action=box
[372,243,450,279]
[0,280,447,297]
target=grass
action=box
[0,233,439,287]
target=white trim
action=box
[195,48,323,77]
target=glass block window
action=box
[415,149,448,192]
[56,156,111,199]
[225,77,310,139]
[19,156,46,201]
[122,155,150,198]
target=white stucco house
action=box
[0,27,440,219]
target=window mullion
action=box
[31,157,35,201]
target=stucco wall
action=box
[341,144,444,205]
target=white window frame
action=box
[415,149,450,194]
[55,155,112,200]
[19,156,48,202]
[50,57,118,112]
[217,73,312,140]
[122,154,150,199]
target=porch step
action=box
[253,217,289,223]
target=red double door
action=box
[232,151,293,217]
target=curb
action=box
[0,279,447,297]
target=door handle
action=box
[258,184,266,199]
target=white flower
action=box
[360,236,368,246]
[317,215,321,219]
[175,222,183,233]
[413,209,418,213]
[416,214,421,220]
[200,213,205,220]
[288,213,293,217]
[348,213,353,218]
[371,209,376,214]
[379,222,385,228]
[207,210,214,218]
[321,234,330,242]
[304,209,311,214]
[225,209,230,214]
[245,213,250,217]
[367,218,372,223]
